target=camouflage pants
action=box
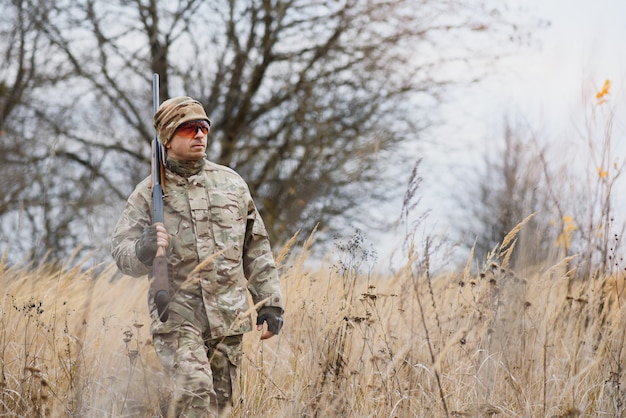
[152,318,243,418]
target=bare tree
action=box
[0,0,104,261]
[460,103,626,278]
[457,120,558,270]
[0,0,536,262]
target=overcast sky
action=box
[500,0,626,127]
[379,0,626,268]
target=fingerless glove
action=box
[256,306,284,335]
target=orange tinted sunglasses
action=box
[175,120,211,138]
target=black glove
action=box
[256,306,284,335]
[135,224,158,266]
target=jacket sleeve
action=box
[243,200,284,311]
[110,181,152,277]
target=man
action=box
[110,96,284,417]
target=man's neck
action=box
[166,157,205,177]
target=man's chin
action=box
[190,147,206,156]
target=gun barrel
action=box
[150,72,170,322]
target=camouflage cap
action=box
[153,96,211,145]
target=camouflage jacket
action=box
[111,159,284,338]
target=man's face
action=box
[166,120,210,161]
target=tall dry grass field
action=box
[1,232,625,417]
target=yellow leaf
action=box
[596,79,611,104]
[596,79,611,99]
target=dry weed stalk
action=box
[1,222,626,417]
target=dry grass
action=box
[1,230,625,417]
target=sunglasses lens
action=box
[176,121,210,138]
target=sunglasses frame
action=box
[174,120,211,138]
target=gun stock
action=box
[150,73,170,322]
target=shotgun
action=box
[150,73,170,322]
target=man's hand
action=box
[136,223,169,266]
[256,306,284,340]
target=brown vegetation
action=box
[1,227,625,417]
